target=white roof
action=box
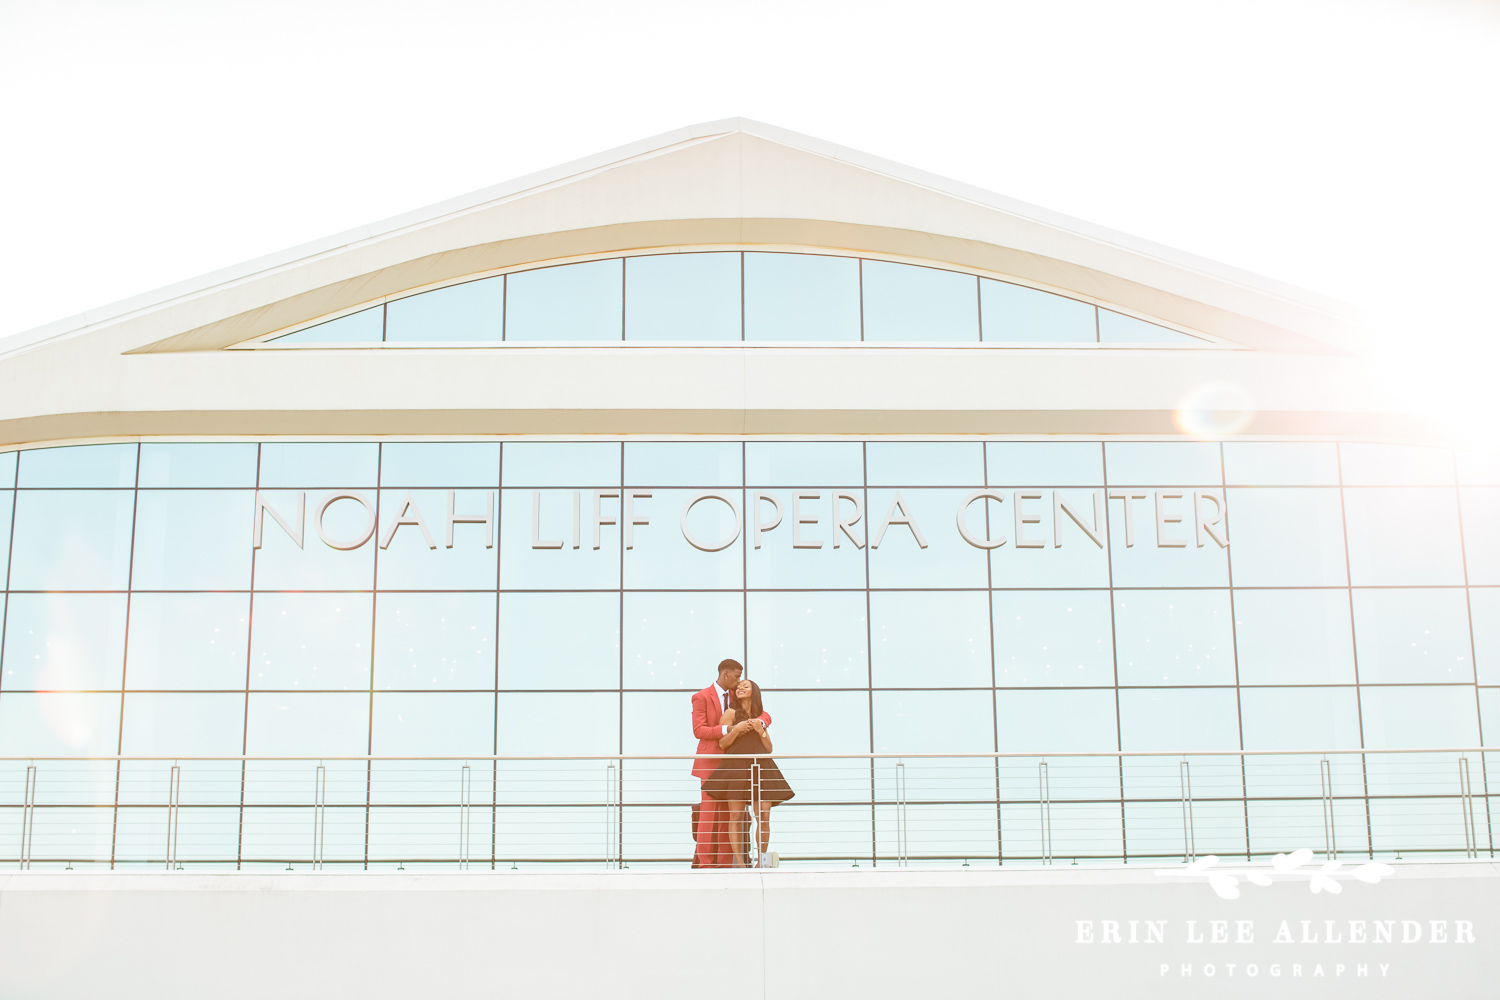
[1,118,1364,360]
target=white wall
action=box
[0,862,1492,998]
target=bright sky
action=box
[2,0,1496,441]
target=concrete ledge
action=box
[1,862,1494,998]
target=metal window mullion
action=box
[110,443,142,870]
[1101,442,1127,863]
[1335,444,1376,859]
[1450,451,1493,857]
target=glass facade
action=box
[266,252,1207,346]
[0,439,1493,867]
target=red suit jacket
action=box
[691,685,771,779]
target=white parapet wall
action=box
[0,862,1494,998]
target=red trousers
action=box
[692,792,738,868]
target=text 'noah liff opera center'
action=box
[0,120,1495,999]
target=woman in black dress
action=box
[702,679,794,867]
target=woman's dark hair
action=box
[732,680,764,724]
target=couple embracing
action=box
[690,658,795,868]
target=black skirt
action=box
[702,734,795,803]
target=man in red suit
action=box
[691,657,771,868]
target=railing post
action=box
[1459,756,1477,860]
[458,763,472,871]
[604,762,619,870]
[895,760,908,868]
[1179,759,1195,863]
[20,764,37,871]
[1318,757,1337,861]
[751,759,762,869]
[311,763,327,871]
[1038,760,1052,866]
[165,764,182,870]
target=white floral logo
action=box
[1155,849,1395,900]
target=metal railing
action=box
[0,748,1493,870]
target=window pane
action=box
[994,689,1118,750]
[754,690,870,755]
[873,690,993,752]
[624,252,740,341]
[132,490,254,590]
[992,590,1113,687]
[375,488,497,590]
[625,442,741,487]
[623,591,742,689]
[120,693,245,755]
[1473,589,1500,683]
[505,260,622,341]
[1458,451,1500,486]
[1107,492,1229,587]
[0,693,120,754]
[996,699,1121,819]
[139,443,258,487]
[988,490,1111,588]
[868,488,988,588]
[1343,488,1465,585]
[622,488,741,589]
[1461,488,1500,584]
[380,443,500,488]
[1351,588,1473,683]
[1239,687,1360,750]
[498,489,619,589]
[1223,442,1340,486]
[1480,687,1500,742]
[869,591,990,687]
[620,690,701,757]
[986,442,1103,486]
[9,490,135,589]
[2,593,127,690]
[861,261,978,342]
[1105,442,1221,485]
[245,693,370,755]
[1232,589,1354,685]
[743,253,859,342]
[258,443,379,488]
[1097,310,1202,344]
[374,593,495,690]
[979,279,1095,342]
[1118,689,1240,750]
[746,442,863,486]
[502,443,620,487]
[385,276,503,341]
[249,592,372,690]
[0,450,15,486]
[273,305,383,343]
[497,592,617,690]
[867,443,983,487]
[496,692,619,755]
[18,444,136,487]
[126,593,249,690]
[1340,443,1453,486]
[1113,590,1235,685]
[372,692,494,755]
[746,490,867,589]
[251,491,375,590]
[1359,686,1478,748]
[747,591,868,688]
[1224,488,1346,586]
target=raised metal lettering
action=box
[314,492,376,551]
[955,490,1006,549]
[680,492,741,552]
